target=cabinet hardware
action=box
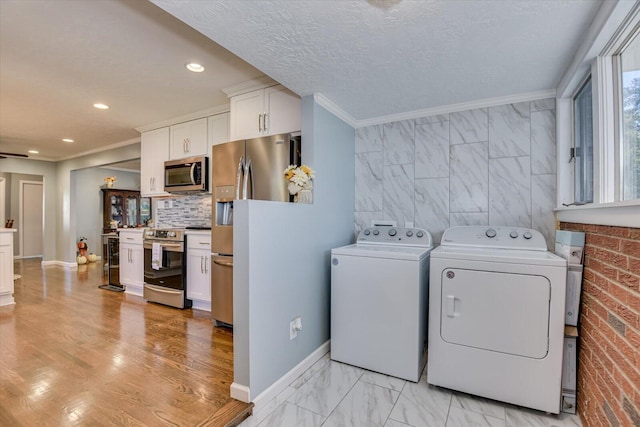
[263,112,267,132]
[258,113,262,132]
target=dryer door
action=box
[440,268,551,359]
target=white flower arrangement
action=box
[283,164,315,195]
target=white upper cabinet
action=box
[169,117,208,159]
[141,127,170,197]
[208,112,230,147]
[229,85,300,140]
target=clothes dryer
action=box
[427,226,567,413]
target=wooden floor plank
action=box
[1,259,251,426]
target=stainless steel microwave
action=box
[164,156,208,193]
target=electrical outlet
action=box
[289,316,302,340]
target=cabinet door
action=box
[130,245,144,287]
[170,118,208,159]
[230,90,265,140]
[119,244,133,285]
[125,195,138,227]
[141,127,170,196]
[187,250,211,302]
[208,113,229,146]
[264,86,301,136]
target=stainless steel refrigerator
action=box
[210,133,301,325]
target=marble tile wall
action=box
[354,98,557,248]
[154,193,212,228]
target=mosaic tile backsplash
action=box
[154,193,212,228]
[355,98,557,248]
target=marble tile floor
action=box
[239,353,582,427]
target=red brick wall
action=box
[559,223,640,427]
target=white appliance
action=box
[427,226,567,413]
[331,226,433,382]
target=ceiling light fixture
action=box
[28,150,39,154]
[186,63,205,73]
[62,138,74,143]
[93,103,109,109]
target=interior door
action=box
[440,268,551,359]
[21,181,43,257]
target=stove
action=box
[142,228,191,309]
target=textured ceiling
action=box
[0,0,263,161]
[152,0,602,123]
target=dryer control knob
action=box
[373,229,380,236]
[364,229,371,236]
[388,228,397,236]
[485,228,497,238]
[416,231,424,238]
[510,231,519,238]
[406,230,414,237]
[523,231,533,240]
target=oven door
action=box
[143,240,184,290]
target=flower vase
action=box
[106,181,113,188]
[296,189,313,204]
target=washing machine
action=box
[427,226,567,413]
[331,226,433,382]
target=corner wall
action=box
[560,222,640,427]
[233,96,355,398]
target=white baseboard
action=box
[251,341,330,414]
[41,260,77,269]
[230,383,251,403]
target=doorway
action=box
[19,180,43,258]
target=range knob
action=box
[406,230,414,237]
[388,229,397,236]
[373,229,380,236]
[510,231,519,238]
[523,231,533,240]
[167,231,176,238]
[485,228,497,238]
[364,229,371,236]
[416,231,424,238]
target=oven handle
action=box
[143,242,183,251]
[213,259,233,267]
[144,284,182,294]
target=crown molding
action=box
[355,89,557,128]
[313,93,358,128]
[135,103,230,133]
[221,75,278,98]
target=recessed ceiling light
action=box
[28,150,39,154]
[93,103,109,109]
[62,138,74,143]
[186,63,205,73]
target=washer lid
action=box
[431,245,566,267]
[332,243,432,261]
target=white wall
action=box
[57,143,141,263]
[73,167,140,258]
[0,158,57,261]
[233,96,355,399]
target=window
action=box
[619,31,640,200]
[556,2,639,227]
[573,77,594,203]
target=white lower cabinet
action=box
[119,229,144,296]
[187,231,211,311]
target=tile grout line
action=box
[318,367,365,426]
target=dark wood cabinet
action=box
[101,189,152,233]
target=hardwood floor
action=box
[0,259,251,426]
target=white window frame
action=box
[556,1,640,227]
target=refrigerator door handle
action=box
[235,155,245,199]
[243,158,253,200]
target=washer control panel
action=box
[441,226,547,251]
[358,226,433,247]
